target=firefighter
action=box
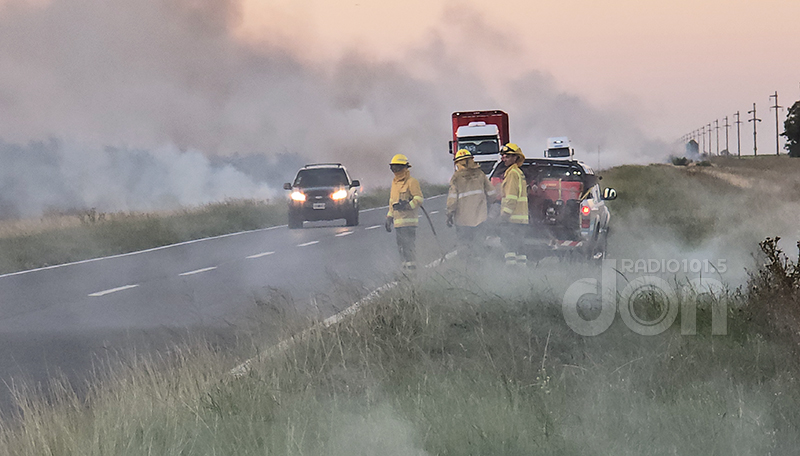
[498,143,529,266]
[385,154,424,272]
[446,149,496,259]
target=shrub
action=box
[670,156,690,166]
[747,237,800,342]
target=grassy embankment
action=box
[3,159,800,454]
[0,182,448,275]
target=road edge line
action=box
[229,248,457,378]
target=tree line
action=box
[784,100,800,157]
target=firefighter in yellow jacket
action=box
[446,149,496,258]
[385,154,424,271]
[499,143,529,266]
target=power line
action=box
[701,124,706,154]
[724,116,730,155]
[769,91,783,156]
[748,103,762,156]
[734,111,742,158]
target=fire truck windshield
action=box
[457,137,499,155]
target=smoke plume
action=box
[0,0,669,218]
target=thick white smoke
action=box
[0,0,670,218]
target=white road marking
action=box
[335,231,353,237]
[88,284,139,297]
[230,247,459,378]
[179,266,218,276]
[430,210,439,214]
[246,251,275,259]
[0,225,286,279]
[365,225,382,230]
[297,240,319,247]
[0,191,448,280]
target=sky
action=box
[236,0,800,149]
[0,0,798,216]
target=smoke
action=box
[0,0,670,218]
[0,139,279,218]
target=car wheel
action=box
[345,207,359,226]
[288,212,303,229]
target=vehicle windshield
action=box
[530,165,584,182]
[294,168,348,188]
[457,137,500,155]
[546,148,571,158]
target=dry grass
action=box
[2,163,800,454]
[2,266,799,455]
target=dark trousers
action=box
[456,224,483,258]
[395,226,417,268]
[500,223,527,265]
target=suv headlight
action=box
[331,189,348,200]
[290,191,306,202]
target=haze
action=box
[1,0,798,216]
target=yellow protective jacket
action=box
[446,160,496,227]
[388,168,424,227]
[500,163,529,224]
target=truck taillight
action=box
[581,206,591,216]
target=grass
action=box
[0,200,286,274]
[0,182,449,275]
[3,163,800,454]
[3,264,800,455]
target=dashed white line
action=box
[246,251,275,259]
[297,240,319,247]
[365,225,382,230]
[179,266,218,276]
[335,231,353,237]
[430,211,439,214]
[88,284,139,297]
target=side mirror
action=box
[602,188,617,200]
[283,183,292,190]
[448,140,454,155]
[350,180,360,188]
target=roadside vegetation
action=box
[0,183,448,275]
[3,159,800,454]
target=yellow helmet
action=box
[390,154,410,166]
[501,143,524,157]
[453,149,473,162]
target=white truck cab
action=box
[545,137,574,159]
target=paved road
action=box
[0,195,454,415]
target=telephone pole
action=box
[748,103,762,156]
[707,123,712,155]
[735,111,742,158]
[724,116,730,155]
[770,91,783,156]
[701,125,706,155]
[714,119,720,155]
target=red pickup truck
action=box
[490,158,617,262]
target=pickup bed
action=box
[490,158,616,262]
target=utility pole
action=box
[769,91,783,156]
[714,119,720,155]
[701,125,706,155]
[707,123,712,155]
[748,103,762,156]
[735,111,742,158]
[724,116,730,155]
